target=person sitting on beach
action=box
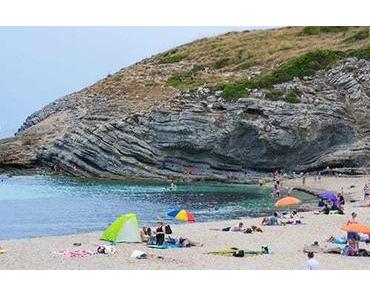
[289,210,302,223]
[343,238,359,256]
[155,221,166,245]
[347,212,358,225]
[318,198,325,207]
[330,202,344,215]
[140,226,151,243]
[338,193,345,206]
[319,203,331,215]
[261,213,280,226]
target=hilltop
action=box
[1,26,370,181]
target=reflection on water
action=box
[0,175,315,240]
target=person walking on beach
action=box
[304,252,319,270]
[301,172,306,185]
[364,184,369,200]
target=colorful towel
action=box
[208,247,270,257]
[60,249,95,259]
[147,242,181,249]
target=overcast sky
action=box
[0,27,266,139]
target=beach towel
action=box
[147,242,181,249]
[207,246,270,257]
[60,249,95,259]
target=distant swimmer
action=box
[169,181,177,191]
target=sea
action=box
[0,175,315,240]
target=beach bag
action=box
[233,250,245,257]
[165,225,172,234]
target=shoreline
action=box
[1,165,369,185]
[1,175,370,269]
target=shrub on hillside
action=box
[344,27,369,43]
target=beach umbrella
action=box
[319,191,338,202]
[167,209,196,222]
[275,196,302,208]
[341,223,370,235]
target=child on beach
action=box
[304,252,319,270]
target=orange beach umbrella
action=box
[341,223,370,235]
[275,196,302,208]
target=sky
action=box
[0,27,263,139]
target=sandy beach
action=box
[1,175,370,270]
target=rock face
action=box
[1,56,370,181]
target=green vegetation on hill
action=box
[158,51,187,64]
[221,50,343,100]
[299,26,349,36]
[344,27,369,43]
[93,27,370,105]
[349,46,370,60]
[167,65,204,88]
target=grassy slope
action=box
[86,26,370,105]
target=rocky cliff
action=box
[1,27,370,182]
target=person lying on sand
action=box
[210,223,262,233]
[178,237,203,248]
[214,222,245,232]
[281,210,303,220]
[230,222,245,232]
[326,235,347,245]
[327,234,370,244]
[282,218,302,225]
[303,242,342,254]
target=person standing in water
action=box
[301,172,306,186]
[169,180,177,191]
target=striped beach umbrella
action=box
[167,209,196,222]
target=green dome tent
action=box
[101,213,141,243]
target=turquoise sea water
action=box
[0,175,315,240]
